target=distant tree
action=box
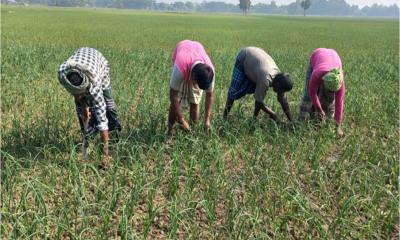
[185,1,194,11]
[300,0,311,16]
[270,0,277,9]
[41,0,399,16]
[361,3,399,17]
[172,1,185,11]
[112,0,121,7]
[286,0,301,15]
[252,1,283,14]
[155,2,168,10]
[123,0,152,9]
[200,1,234,12]
[239,0,250,15]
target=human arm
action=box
[334,80,345,125]
[90,86,110,156]
[254,101,277,121]
[169,88,190,131]
[74,96,91,127]
[75,96,91,158]
[100,130,109,156]
[169,64,190,131]
[253,79,277,121]
[204,91,214,130]
[309,70,325,117]
[334,80,345,136]
[277,92,293,122]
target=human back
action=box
[172,40,215,82]
[241,47,280,84]
[310,48,342,72]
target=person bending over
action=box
[58,47,121,162]
[168,40,215,134]
[299,48,346,136]
[223,47,294,122]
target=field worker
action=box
[223,47,294,122]
[168,40,215,134]
[58,47,121,160]
[298,48,345,136]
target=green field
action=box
[1,6,399,239]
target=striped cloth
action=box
[227,54,256,100]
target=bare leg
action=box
[189,103,199,124]
[299,64,313,121]
[82,106,90,160]
[168,104,176,135]
[82,134,88,160]
[223,98,235,119]
[253,101,261,117]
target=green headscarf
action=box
[60,68,90,96]
[323,68,343,92]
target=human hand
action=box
[98,142,110,169]
[336,125,344,137]
[288,120,299,129]
[316,110,326,123]
[270,113,278,122]
[180,119,191,132]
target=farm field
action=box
[1,6,399,239]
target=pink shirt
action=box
[172,40,215,82]
[309,48,346,124]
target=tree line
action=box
[4,0,399,17]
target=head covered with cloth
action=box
[59,59,95,96]
[323,68,343,92]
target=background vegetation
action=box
[2,0,399,17]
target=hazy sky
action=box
[345,0,398,7]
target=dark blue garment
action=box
[227,54,256,100]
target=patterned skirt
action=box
[227,51,256,100]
